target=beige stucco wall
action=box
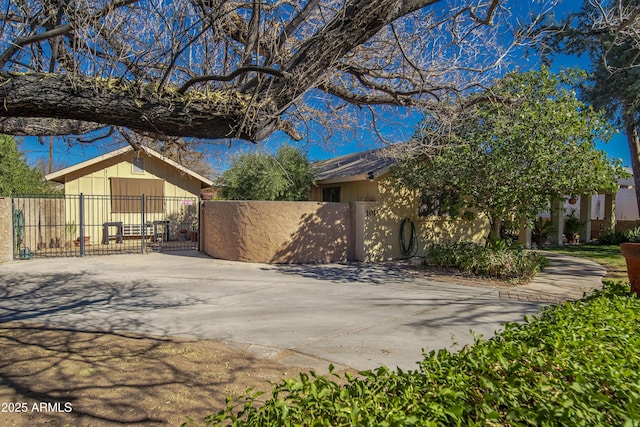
[348,177,489,262]
[315,175,490,262]
[201,201,351,263]
[201,174,489,264]
[0,198,13,263]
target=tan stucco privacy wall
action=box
[350,202,490,262]
[352,179,490,262]
[0,198,13,263]
[201,201,352,263]
[201,198,490,264]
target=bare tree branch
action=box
[77,126,115,144]
[0,0,557,143]
[177,65,286,94]
[587,0,640,70]
[0,0,139,68]
[264,0,321,66]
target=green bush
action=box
[532,217,555,246]
[218,145,313,201]
[425,241,548,282]
[627,227,640,243]
[597,227,640,244]
[191,283,640,427]
[597,230,630,245]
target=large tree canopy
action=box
[0,0,555,144]
[391,68,623,233]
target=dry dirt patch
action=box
[0,322,311,426]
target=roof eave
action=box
[141,147,214,187]
[45,145,214,188]
[45,146,132,183]
[315,167,391,185]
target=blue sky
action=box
[18,0,633,174]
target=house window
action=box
[132,157,144,174]
[322,187,341,202]
[110,177,164,213]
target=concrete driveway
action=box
[0,251,544,371]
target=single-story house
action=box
[200,147,489,263]
[201,146,632,264]
[311,147,640,250]
[46,145,213,197]
[309,147,490,261]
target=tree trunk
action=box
[492,217,502,240]
[0,117,105,136]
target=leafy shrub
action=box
[425,241,548,282]
[597,227,640,244]
[628,226,640,243]
[532,217,555,246]
[597,230,630,245]
[564,209,584,240]
[193,283,640,427]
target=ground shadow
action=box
[153,249,211,259]
[0,266,303,425]
[269,262,412,284]
[0,323,297,426]
[0,272,205,327]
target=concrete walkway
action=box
[0,251,606,372]
[499,252,606,303]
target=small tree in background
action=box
[219,145,313,201]
[392,68,624,236]
[0,135,55,195]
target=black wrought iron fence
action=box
[12,194,199,259]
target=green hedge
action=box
[192,283,640,427]
[597,226,640,245]
[426,241,548,282]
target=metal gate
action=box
[12,194,199,259]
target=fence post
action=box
[10,197,16,260]
[79,193,85,256]
[141,194,146,254]
[198,197,202,252]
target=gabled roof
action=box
[312,147,399,184]
[45,145,214,188]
